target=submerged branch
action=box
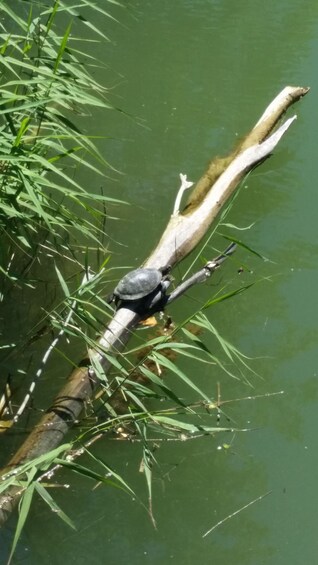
[0,86,309,526]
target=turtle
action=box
[110,266,171,310]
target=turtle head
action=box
[159,265,172,276]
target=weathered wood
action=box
[0,86,309,525]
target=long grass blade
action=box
[8,477,36,564]
[34,482,76,530]
[151,352,210,401]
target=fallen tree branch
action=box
[166,242,237,304]
[0,85,309,525]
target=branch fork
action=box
[0,86,309,525]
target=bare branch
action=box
[0,86,309,525]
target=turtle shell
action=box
[114,268,163,301]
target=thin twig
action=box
[13,270,94,424]
[202,491,272,538]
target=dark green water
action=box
[3,1,318,563]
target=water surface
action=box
[3,1,318,563]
